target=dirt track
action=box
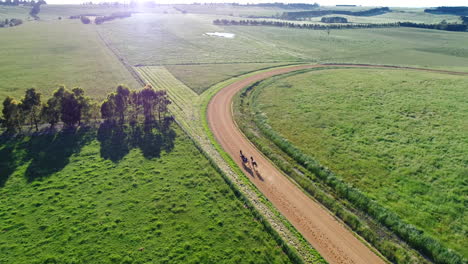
[207,64,467,264]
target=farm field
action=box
[0,126,294,263]
[250,68,468,255]
[0,19,139,103]
[96,13,468,72]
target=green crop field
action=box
[0,126,293,263]
[250,68,468,255]
[0,19,139,104]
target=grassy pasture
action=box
[96,13,468,70]
[96,13,296,65]
[252,68,468,255]
[0,127,293,264]
[227,26,468,71]
[0,19,139,104]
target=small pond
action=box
[205,32,236,39]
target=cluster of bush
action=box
[1,84,173,134]
[95,11,132,25]
[281,7,390,20]
[80,16,91,24]
[321,16,348,23]
[0,18,23,28]
[213,19,399,30]
[241,82,465,264]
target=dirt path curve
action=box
[207,64,466,264]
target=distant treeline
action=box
[250,3,319,9]
[0,0,43,6]
[0,18,22,28]
[214,19,468,32]
[1,84,173,134]
[321,16,348,23]
[424,6,468,15]
[281,7,390,20]
[400,21,467,31]
[213,19,399,30]
[71,12,133,25]
[187,2,319,9]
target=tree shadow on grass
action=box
[97,121,176,162]
[0,127,93,186]
[0,144,18,187]
[24,127,93,182]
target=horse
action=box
[250,157,258,168]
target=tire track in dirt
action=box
[207,64,467,264]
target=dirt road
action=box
[207,64,467,263]
[208,64,386,264]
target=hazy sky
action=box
[46,0,468,8]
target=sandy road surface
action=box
[207,64,467,263]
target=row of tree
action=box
[281,7,390,20]
[214,19,468,32]
[0,18,23,28]
[74,12,132,25]
[399,21,467,32]
[1,84,173,134]
[213,19,399,30]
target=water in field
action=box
[205,32,236,38]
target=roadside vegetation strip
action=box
[242,67,467,264]
[134,65,325,264]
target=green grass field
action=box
[96,13,468,69]
[0,19,139,104]
[0,126,293,264]
[96,13,296,65]
[251,68,468,255]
